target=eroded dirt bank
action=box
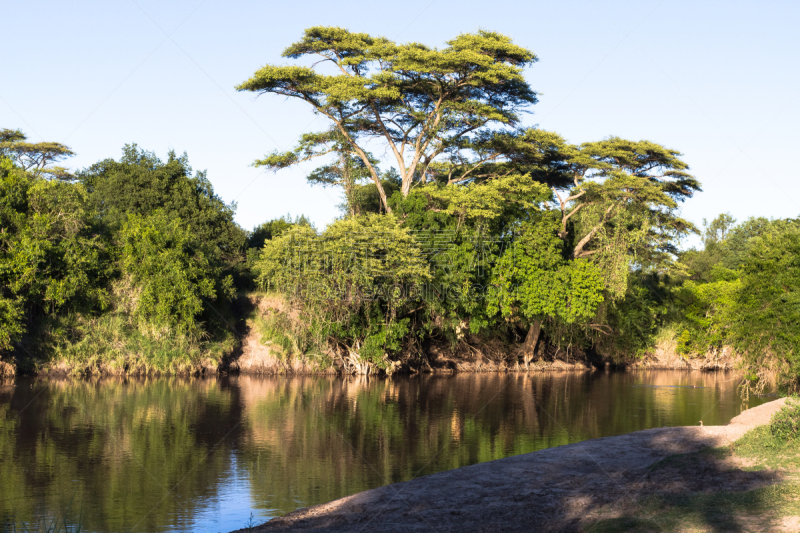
[230,294,739,376]
[232,398,788,533]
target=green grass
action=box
[589,482,800,532]
[15,308,238,376]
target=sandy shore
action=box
[232,398,787,533]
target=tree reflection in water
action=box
[0,371,762,532]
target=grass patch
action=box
[733,398,800,471]
[15,307,238,376]
[589,483,800,533]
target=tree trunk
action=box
[522,320,541,369]
[401,172,412,198]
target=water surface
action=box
[0,371,766,532]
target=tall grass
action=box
[17,308,237,376]
[250,292,331,368]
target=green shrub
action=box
[120,210,234,339]
[770,398,800,443]
[734,227,800,393]
[255,214,430,366]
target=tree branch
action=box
[571,202,618,259]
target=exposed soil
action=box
[228,294,334,375]
[231,398,788,533]
[629,345,738,371]
[230,294,598,375]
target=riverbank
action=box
[2,291,739,377]
[233,398,795,533]
[228,294,739,376]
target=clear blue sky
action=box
[3,0,799,248]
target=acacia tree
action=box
[258,128,382,216]
[0,128,75,180]
[503,131,701,288]
[236,27,539,212]
[484,130,701,357]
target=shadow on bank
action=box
[235,399,789,533]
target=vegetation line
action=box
[1,27,798,393]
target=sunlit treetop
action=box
[237,27,539,212]
[0,128,75,180]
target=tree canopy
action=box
[0,128,76,180]
[79,144,247,263]
[1,25,796,391]
[237,27,539,212]
[0,133,247,369]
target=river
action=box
[0,370,767,532]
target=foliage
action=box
[673,278,740,354]
[79,144,246,264]
[120,211,234,338]
[0,130,246,373]
[232,27,714,368]
[769,398,800,443]
[237,27,539,211]
[255,214,429,366]
[3,26,798,382]
[732,226,800,392]
[666,214,800,391]
[488,214,605,328]
[347,168,401,215]
[0,155,111,356]
[0,128,76,180]
[248,213,312,249]
[595,271,679,359]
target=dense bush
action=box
[672,215,800,391]
[733,226,800,392]
[79,144,246,264]
[0,139,248,373]
[120,211,234,338]
[489,214,605,327]
[255,214,429,368]
[3,23,800,385]
[0,156,111,353]
[769,398,800,442]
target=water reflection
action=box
[0,371,764,532]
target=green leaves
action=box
[0,159,111,356]
[257,214,429,304]
[669,216,800,392]
[0,135,248,362]
[237,27,539,211]
[120,211,227,338]
[770,398,800,442]
[255,214,430,365]
[0,129,75,179]
[281,26,395,64]
[0,295,23,353]
[79,144,246,263]
[410,174,551,223]
[732,225,800,391]
[488,215,605,326]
